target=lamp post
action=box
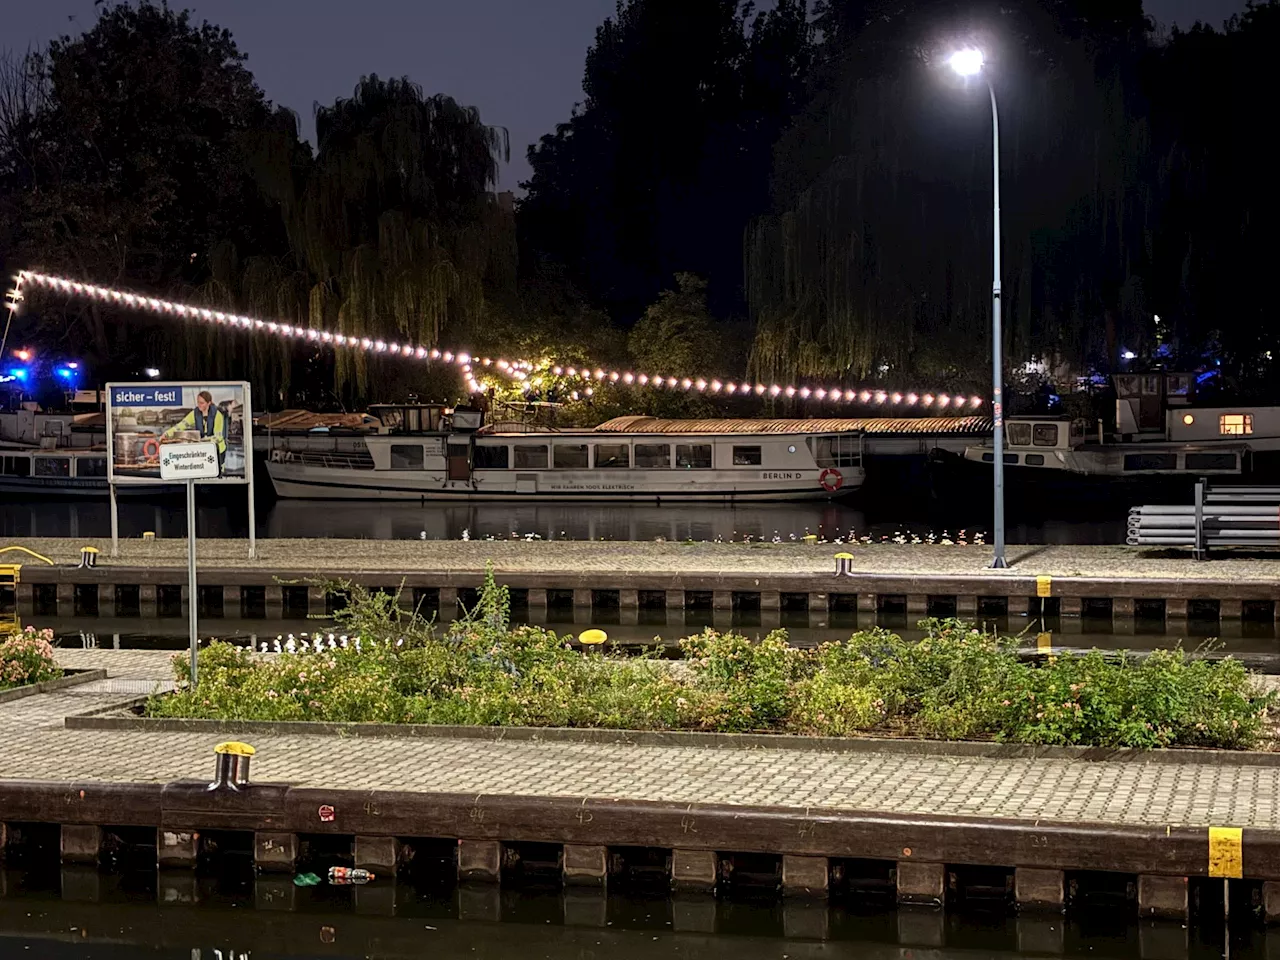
[948,48,1007,569]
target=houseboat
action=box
[962,373,1279,479]
[265,406,866,502]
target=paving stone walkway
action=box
[3,537,1273,581]
[0,648,1275,829]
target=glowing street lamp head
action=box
[948,48,984,76]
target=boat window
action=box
[78,457,107,477]
[390,444,424,469]
[1186,452,1238,471]
[1220,414,1253,436]
[1005,422,1032,446]
[514,445,548,469]
[554,444,589,469]
[675,443,712,469]
[473,445,509,470]
[809,435,861,468]
[1032,424,1059,447]
[1025,454,1045,466]
[2,456,31,477]
[732,445,762,466]
[34,457,71,478]
[634,443,670,468]
[594,443,630,469]
[1124,453,1177,471]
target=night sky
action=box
[0,0,1250,190]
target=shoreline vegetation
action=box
[147,571,1275,751]
[0,627,62,690]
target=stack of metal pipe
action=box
[1127,482,1280,553]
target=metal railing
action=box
[1128,480,1280,559]
[269,450,375,470]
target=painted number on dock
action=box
[1208,826,1243,878]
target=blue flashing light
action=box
[1196,369,1219,384]
[5,367,28,381]
[55,367,72,379]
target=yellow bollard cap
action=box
[81,546,99,554]
[214,741,256,756]
[142,532,155,540]
[834,552,855,560]
[578,629,608,646]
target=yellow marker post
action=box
[1036,632,1053,654]
[578,629,608,646]
[1036,576,1052,598]
[1209,826,1243,879]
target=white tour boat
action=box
[963,373,1280,478]
[265,407,866,502]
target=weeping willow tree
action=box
[747,0,1153,387]
[211,76,515,399]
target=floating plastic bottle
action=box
[328,866,374,885]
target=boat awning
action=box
[593,416,993,435]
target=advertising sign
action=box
[106,382,251,484]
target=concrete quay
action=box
[0,648,1279,925]
[3,538,1280,626]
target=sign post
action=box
[159,440,220,684]
[105,382,254,684]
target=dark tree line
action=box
[1,0,1277,410]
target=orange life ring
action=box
[819,467,843,492]
[142,437,160,461]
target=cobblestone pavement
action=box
[0,649,1276,829]
[3,537,1274,581]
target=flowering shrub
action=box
[0,626,61,689]
[147,577,1274,751]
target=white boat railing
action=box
[270,449,374,470]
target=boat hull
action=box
[266,462,860,502]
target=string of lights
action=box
[8,270,984,409]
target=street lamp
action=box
[948,47,1007,569]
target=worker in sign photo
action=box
[163,389,228,474]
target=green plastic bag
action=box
[293,872,322,887]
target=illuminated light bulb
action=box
[571,390,580,400]
[874,391,887,404]
[891,392,902,404]
[610,371,619,382]
[667,377,679,388]
[595,369,605,379]
[430,349,441,359]
[695,379,707,391]
[770,385,782,397]
[814,388,826,400]
[254,320,265,329]
[585,386,594,396]
[785,386,797,398]
[482,357,492,366]
[725,383,737,393]
[971,396,983,407]
[859,391,871,403]
[459,353,471,364]
[566,366,577,377]
[906,392,918,405]
[443,352,454,362]
[844,390,856,401]
[623,373,634,384]
[938,394,951,407]
[756,384,766,395]
[14,349,30,361]
[711,380,722,392]
[799,387,810,399]
[497,359,508,369]
[682,378,693,389]
[923,394,934,406]
[553,366,563,375]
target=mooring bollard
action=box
[834,552,855,577]
[208,741,256,792]
[77,546,99,569]
[578,629,607,653]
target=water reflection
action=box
[0,867,1261,959]
[0,497,1127,544]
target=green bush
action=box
[0,626,61,689]
[148,575,1276,751]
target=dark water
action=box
[0,497,1125,544]
[46,609,1280,670]
[0,865,1262,959]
